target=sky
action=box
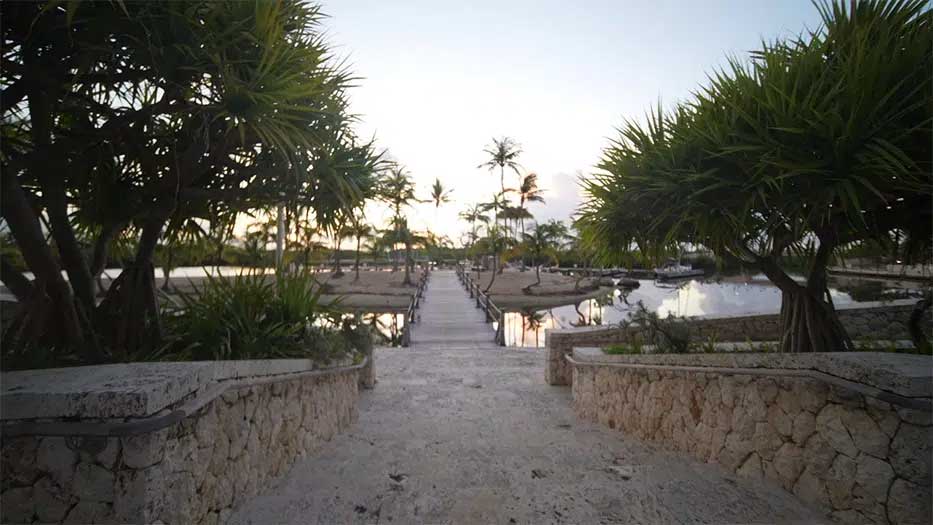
[320,0,824,246]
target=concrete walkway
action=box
[231,271,826,524]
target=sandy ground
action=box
[231,271,826,525]
[463,269,612,310]
[315,270,421,311]
[0,267,591,313]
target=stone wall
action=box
[546,300,925,386]
[570,350,932,524]
[1,359,364,524]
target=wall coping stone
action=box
[572,347,932,399]
[1,357,358,421]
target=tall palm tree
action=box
[522,223,559,288]
[459,204,490,249]
[377,165,420,274]
[480,192,510,271]
[500,205,531,240]
[478,137,522,226]
[430,178,452,244]
[517,173,545,240]
[430,178,452,209]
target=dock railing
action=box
[455,264,506,346]
[401,265,431,347]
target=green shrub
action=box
[604,341,642,355]
[161,270,368,362]
[622,301,692,354]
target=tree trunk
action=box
[756,246,853,353]
[333,238,343,277]
[484,254,498,293]
[1,168,97,358]
[520,215,526,271]
[27,75,97,315]
[97,215,166,359]
[778,287,851,353]
[402,239,412,286]
[1,257,33,300]
[535,264,541,286]
[90,223,122,295]
[909,295,932,354]
[161,247,174,292]
[354,237,362,282]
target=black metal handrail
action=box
[455,264,505,346]
[401,266,431,347]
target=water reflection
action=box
[503,274,927,348]
[362,312,406,347]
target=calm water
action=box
[499,274,927,348]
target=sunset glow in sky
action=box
[321,0,823,245]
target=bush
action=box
[161,270,369,362]
[620,301,692,354]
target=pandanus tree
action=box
[0,1,376,362]
[159,217,208,292]
[577,0,932,353]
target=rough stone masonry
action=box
[571,349,933,524]
[1,360,362,524]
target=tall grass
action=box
[162,270,369,362]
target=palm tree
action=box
[517,173,545,241]
[500,205,532,241]
[389,216,428,285]
[478,137,522,226]
[481,225,512,292]
[429,178,452,249]
[378,165,420,274]
[522,223,559,288]
[430,178,452,209]
[459,204,490,249]
[347,220,373,282]
[330,220,354,277]
[480,192,510,272]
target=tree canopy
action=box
[577,0,931,352]
[1,1,382,361]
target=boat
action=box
[654,261,705,281]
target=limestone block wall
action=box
[571,355,932,524]
[1,362,362,524]
[546,300,925,386]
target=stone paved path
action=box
[231,270,826,524]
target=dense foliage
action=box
[577,0,931,352]
[1,1,380,364]
[161,271,369,362]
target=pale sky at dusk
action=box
[321,0,823,246]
